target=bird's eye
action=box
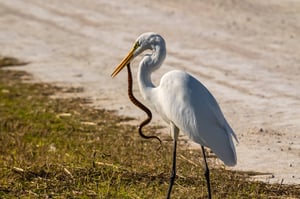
[134,41,140,49]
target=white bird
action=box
[111,32,238,199]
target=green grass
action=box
[0,68,299,198]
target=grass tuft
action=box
[0,56,29,67]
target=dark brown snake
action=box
[126,63,162,145]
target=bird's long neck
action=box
[137,44,166,102]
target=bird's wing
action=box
[154,70,237,166]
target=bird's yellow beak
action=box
[111,42,139,77]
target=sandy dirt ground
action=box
[0,0,299,184]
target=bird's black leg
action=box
[201,146,212,199]
[166,139,177,199]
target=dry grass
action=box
[0,67,299,198]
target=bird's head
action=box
[111,32,165,77]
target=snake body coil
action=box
[126,63,161,144]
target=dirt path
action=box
[0,0,299,184]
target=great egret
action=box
[111,32,238,199]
